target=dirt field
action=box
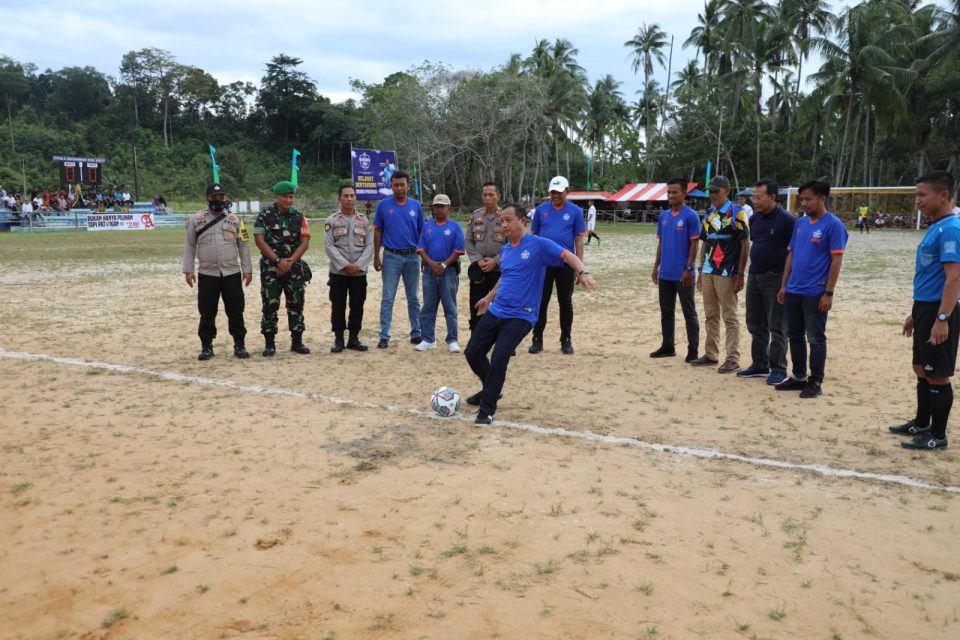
[1,224,958,640]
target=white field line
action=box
[1,347,957,494]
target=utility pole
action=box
[132,141,141,201]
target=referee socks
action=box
[916,378,931,428]
[929,382,953,440]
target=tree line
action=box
[0,0,957,206]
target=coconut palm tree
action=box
[625,23,669,172]
[781,0,834,97]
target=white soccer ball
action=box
[430,386,461,417]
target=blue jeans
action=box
[379,250,421,341]
[464,312,532,415]
[784,293,828,383]
[420,268,459,344]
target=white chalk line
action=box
[1,347,957,494]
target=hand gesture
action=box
[184,273,195,288]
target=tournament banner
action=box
[351,148,398,200]
[87,212,156,231]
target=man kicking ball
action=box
[464,204,599,425]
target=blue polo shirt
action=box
[749,206,796,275]
[785,213,847,296]
[373,196,424,250]
[531,201,586,252]
[417,219,465,262]
[914,214,960,302]
[657,206,701,281]
[490,234,567,325]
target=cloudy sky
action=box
[4,0,862,103]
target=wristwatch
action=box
[684,265,694,272]
[823,290,834,296]
[578,268,590,276]
[937,312,949,322]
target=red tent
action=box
[607,183,699,202]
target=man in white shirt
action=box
[738,194,754,218]
[586,200,601,245]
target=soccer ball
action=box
[430,386,461,417]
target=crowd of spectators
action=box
[0,186,169,216]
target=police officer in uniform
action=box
[254,181,312,356]
[466,182,505,332]
[324,184,374,352]
[182,183,252,360]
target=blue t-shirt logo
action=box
[521,249,530,260]
[812,229,822,243]
[444,228,451,236]
[562,213,570,221]
[409,210,416,216]
[676,220,685,229]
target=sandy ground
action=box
[0,225,958,639]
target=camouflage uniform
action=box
[254,203,312,335]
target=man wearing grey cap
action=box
[691,176,750,373]
[182,183,252,360]
[416,194,465,352]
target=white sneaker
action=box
[447,341,460,353]
[415,340,437,351]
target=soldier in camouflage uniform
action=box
[253,181,312,356]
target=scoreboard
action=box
[53,155,105,186]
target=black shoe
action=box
[466,391,501,406]
[775,376,807,391]
[410,336,422,345]
[262,335,276,357]
[377,338,389,349]
[799,381,822,398]
[233,344,250,359]
[684,351,698,363]
[198,345,214,361]
[331,338,345,354]
[901,434,948,450]
[889,420,930,436]
[475,411,493,426]
[346,337,368,352]
[561,341,574,355]
[650,346,677,358]
[528,339,543,354]
[290,332,310,354]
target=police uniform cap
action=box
[206,183,226,196]
[271,181,297,195]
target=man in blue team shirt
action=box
[528,176,587,355]
[738,179,796,385]
[651,177,701,361]
[465,204,599,425]
[373,171,424,349]
[776,180,847,398]
[416,194,465,353]
[890,171,960,450]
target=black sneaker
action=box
[799,381,822,398]
[684,351,699,363]
[650,346,677,358]
[889,420,930,436]
[561,341,574,355]
[410,336,422,345]
[901,434,948,450]
[475,411,493,426]
[346,338,368,352]
[198,345,214,361]
[331,339,345,354]
[775,376,808,391]
[377,338,389,349]
[528,340,543,354]
[233,345,250,359]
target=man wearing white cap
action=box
[528,176,586,355]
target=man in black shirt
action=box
[738,179,796,385]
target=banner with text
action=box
[87,213,156,231]
[351,148,398,201]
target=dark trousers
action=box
[658,279,699,353]
[328,273,367,337]
[533,265,575,343]
[784,293,828,383]
[464,312,532,415]
[746,272,787,373]
[198,272,246,345]
[586,231,600,243]
[468,266,501,331]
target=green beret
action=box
[271,181,297,195]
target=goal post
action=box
[784,185,920,229]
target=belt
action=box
[384,247,418,256]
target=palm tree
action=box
[624,23,668,172]
[583,75,628,177]
[684,0,724,73]
[781,0,834,97]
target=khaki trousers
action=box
[701,273,740,363]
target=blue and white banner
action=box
[351,148,398,201]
